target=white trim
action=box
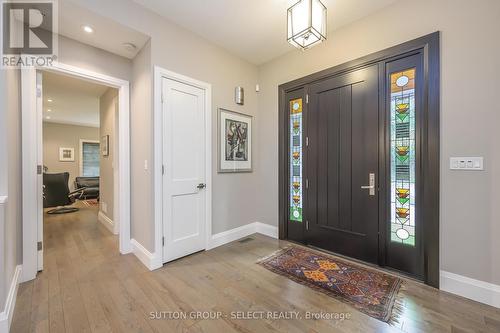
[79,139,100,177]
[208,223,258,250]
[98,211,117,235]
[440,270,500,308]
[255,222,279,239]
[0,265,22,333]
[130,239,163,271]
[22,61,132,282]
[21,67,39,282]
[0,196,6,204]
[207,222,279,250]
[153,66,212,264]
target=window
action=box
[289,98,303,222]
[81,141,100,177]
[390,69,416,246]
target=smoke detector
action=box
[122,43,137,52]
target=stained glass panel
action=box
[290,98,303,222]
[390,69,416,246]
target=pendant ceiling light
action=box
[287,0,327,50]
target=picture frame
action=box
[101,135,109,156]
[218,108,253,173]
[59,147,75,162]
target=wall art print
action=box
[218,108,252,173]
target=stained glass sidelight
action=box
[290,98,303,222]
[390,69,416,246]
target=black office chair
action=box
[43,172,85,214]
[74,176,100,200]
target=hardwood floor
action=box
[11,202,500,333]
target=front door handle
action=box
[361,173,376,196]
[197,183,206,190]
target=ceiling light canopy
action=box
[287,0,327,50]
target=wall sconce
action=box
[235,86,244,105]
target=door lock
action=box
[361,173,376,196]
[197,183,206,189]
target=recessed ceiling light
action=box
[82,25,94,33]
[46,116,51,120]
[47,109,52,112]
[47,98,53,102]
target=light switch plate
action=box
[450,157,483,171]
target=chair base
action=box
[47,207,79,215]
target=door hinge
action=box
[37,241,43,251]
[162,236,165,247]
[36,88,42,98]
[306,220,309,230]
[305,178,309,189]
[306,137,309,147]
[162,165,165,175]
[37,165,43,175]
[306,94,309,104]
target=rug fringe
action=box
[387,283,406,326]
[256,245,293,264]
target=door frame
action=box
[21,62,131,282]
[78,139,100,177]
[153,66,212,265]
[278,32,440,287]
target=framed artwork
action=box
[59,147,75,162]
[101,135,109,156]
[218,108,252,173]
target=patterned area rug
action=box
[258,246,404,323]
[81,199,99,207]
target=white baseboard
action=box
[0,265,22,333]
[255,222,279,239]
[130,239,162,271]
[208,222,278,250]
[440,270,500,308]
[98,211,117,235]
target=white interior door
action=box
[36,71,43,271]
[162,78,206,262]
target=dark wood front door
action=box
[280,33,440,287]
[305,64,380,264]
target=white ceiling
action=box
[132,0,400,65]
[42,71,110,128]
[58,1,150,59]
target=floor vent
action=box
[239,237,254,243]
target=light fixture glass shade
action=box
[287,0,327,49]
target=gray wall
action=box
[58,35,132,82]
[43,122,100,190]
[99,88,118,220]
[0,68,22,312]
[131,40,153,247]
[257,0,500,285]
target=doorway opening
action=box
[278,33,440,287]
[41,70,119,251]
[21,63,131,282]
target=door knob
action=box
[361,173,376,196]
[197,183,206,189]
